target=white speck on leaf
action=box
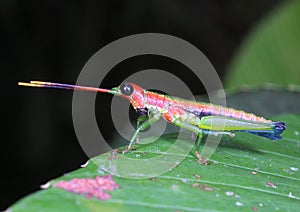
[225,191,234,196]
[213,160,219,164]
[40,181,51,189]
[288,192,296,198]
[259,203,263,207]
[290,167,298,171]
[283,169,294,175]
[80,161,89,168]
[294,131,299,136]
[181,179,188,183]
[235,202,243,206]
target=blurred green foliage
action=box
[225,1,300,89]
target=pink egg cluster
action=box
[55,175,120,200]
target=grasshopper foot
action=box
[122,147,130,154]
[195,151,210,165]
[121,147,136,154]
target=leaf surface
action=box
[10,114,300,211]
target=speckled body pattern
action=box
[119,83,285,140]
[144,91,270,123]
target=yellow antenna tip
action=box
[18,82,43,87]
[30,81,47,85]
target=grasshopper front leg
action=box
[122,112,161,154]
[135,115,149,145]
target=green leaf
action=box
[10,114,300,211]
[225,1,300,89]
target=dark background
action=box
[1,0,283,210]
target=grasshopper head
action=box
[114,82,146,109]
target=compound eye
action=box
[120,82,134,96]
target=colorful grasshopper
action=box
[18,81,286,164]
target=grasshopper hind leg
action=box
[170,118,210,165]
[194,132,210,165]
[194,130,235,165]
